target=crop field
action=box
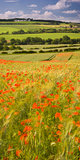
[0,25,52,34]
[0,23,70,34]
[0,52,57,62]
[0,51,80,159]
[0,51,80,62]
[0,21,80,160]
[0,25,67,33]
[0,32,80,40]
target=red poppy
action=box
[16,150,22,157]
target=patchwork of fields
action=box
[0,21,80,160]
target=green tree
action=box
[9,44,16,50]
[3,44,9,50]
[10,39,16,45]
[0,38,7,45]
[0,45,3,50]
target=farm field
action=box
[0,51,80,159]
[0,51,80,62]
[0,52,57,62]
[0,25,69,33]
[0,20,80,160]
[0,32,80,40]
[0,23,69,34]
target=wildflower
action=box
[14,112,19,115]
[23,126,32,132]
[24,138,29,145]
[3,157,8,160]
[32,102,37,109]
[35,155,38,160]
[55,112,61,118]
[55,112,63,121]
[5,115,10,119]
[50,93,54,96]
[38,115,41,121]
[25,119,32,123]
[75,106,80,110]
[77,92,80,96]
[58,124,63,130]
[25,91,28,94]
[41,95,47,98]
[73,112,79,115]
[54,94,59,101]
[16,150,22,157]
[51,105,57,108]
[68,115,72,118]
[56,130,61,135]
[20,133,27,141]
[21,121,25,126]
[35,122,40,127]
[76,121,80,127]
[8,145,12,153]
[75,137,79,143]
[36,111,39,115]
[18,131,21,136]
[57,138,61,142]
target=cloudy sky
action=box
[0,0,80,22]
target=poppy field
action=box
[0,57,80,160]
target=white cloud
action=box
[44,0,70,10]
[0,10,53,20]
[0,11,17,19]
[63,10,78,14]
[44,0,80,10]
[0,10,80,22]
[43,11,53,17]
[57,15,80,22]
[32,10,40,14]
[5,0,17,2]
[68,0,80,2]
[28,4,37,8]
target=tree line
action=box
[12,28,80,34]
[0,28,80,36]
[0,36,80,48]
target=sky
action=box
[0,0,80,22]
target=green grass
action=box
[0,26,19,33]
[0,33,80,40]
[0,54,80,160]
[0,52,57,61]
[0,24,69,34]
[0,51,80,62]
[0,22,75,34]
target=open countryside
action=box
[0,14,80,160]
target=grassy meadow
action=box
[0,52,56,61]
[0,22,70,33]
[0,21,80,160]
[0,51,80,62]
[0,22,80,40]
[0,53,80,160]
[0,32,80,40]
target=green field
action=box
[0,33,80,40]
[0,51,80,62]
[0,51,80,159]
[0,53,57,61]
[0,24,70,34]
[0,25,65,33]
[0,22,80,160]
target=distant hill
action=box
[0,18,80,26]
